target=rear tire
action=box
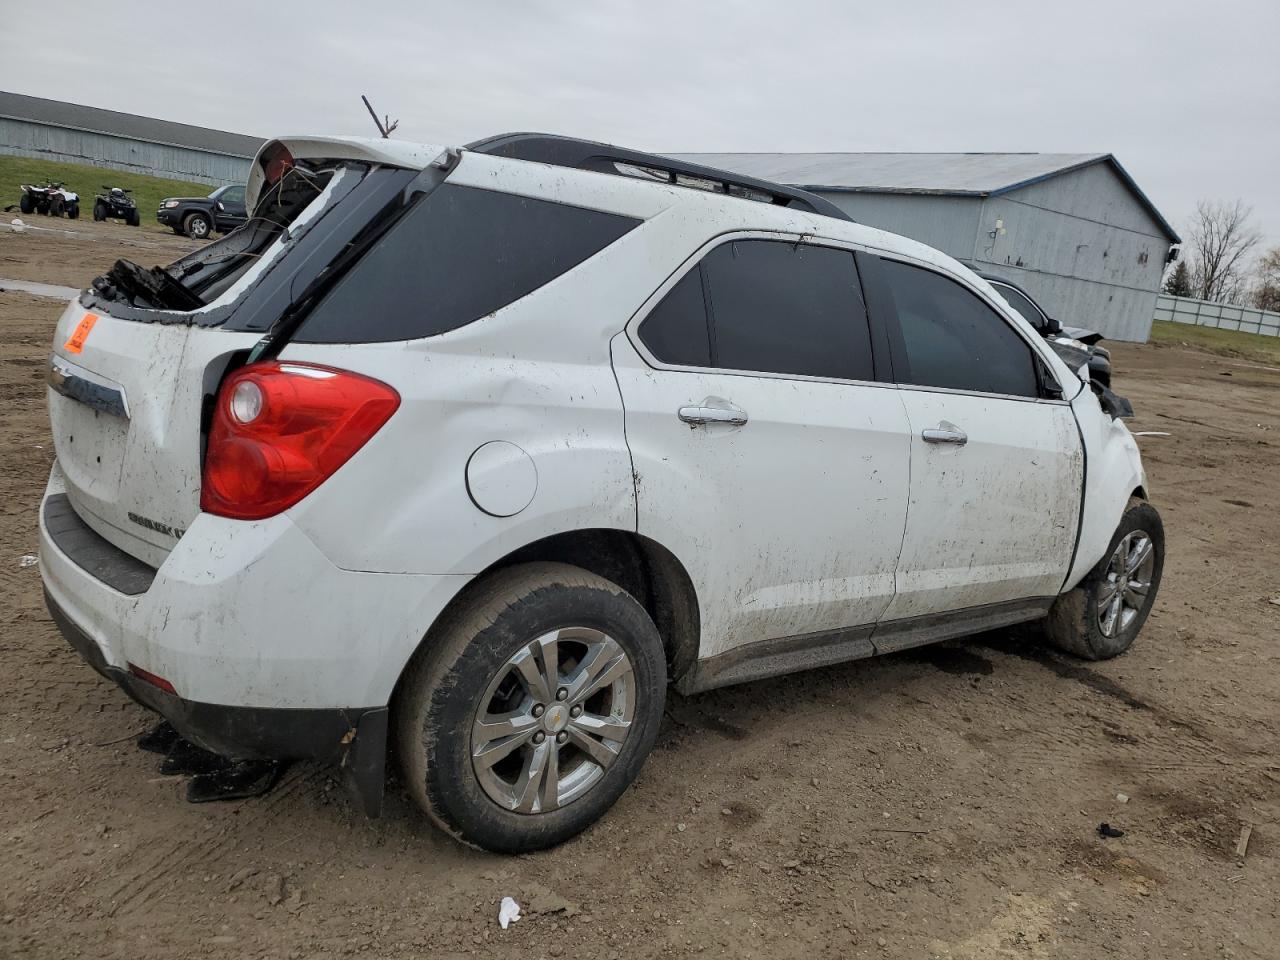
[183,212,211,239]
[19,193,34,215]
[395,562,667,853]
[1043,500,1164,660]
[49,195,64,217]
[93,201,107,222]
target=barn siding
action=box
[821,193,984,257]
[971,164,1170,341]
[0,118,253,186]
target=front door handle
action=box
[678,405,748,427]
[922,422,968,445]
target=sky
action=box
[4,0,1278,252]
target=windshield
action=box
[992,282,1047,332]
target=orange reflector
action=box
[128,663,177,695]
[63,313,98,354]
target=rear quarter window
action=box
[294,184,640,343]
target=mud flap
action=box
[341,707,389,817]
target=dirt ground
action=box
[2,220,1278,959]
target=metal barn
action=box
[671,152,1181,341]
[0,91,259,187]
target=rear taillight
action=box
[201,362,399,520]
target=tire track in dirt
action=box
[105,764,326,916]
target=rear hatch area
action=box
[48,307,258,566]
[46,146,423,570]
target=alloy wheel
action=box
[1096,530,1155,638]
[471,627,636,814]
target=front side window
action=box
[879,259,1039,398]
[296,184,640,343]
[219,185,245,205]
[639,239,874,382]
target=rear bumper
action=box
[45,583,384,764]
[45,584,389,814]
[37,464,471,809]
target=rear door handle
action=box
[678,405,748,427]
[922,422,967,445]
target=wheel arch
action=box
[1064,397,1150,592]
[392,528,701,703]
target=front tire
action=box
[127,208,140,227]
[395,562,667,853]
[183,212,211,239]
[66,202,79,220]
[1044,500,1164,660]
[19,193,33,215]
[93,201,107,221]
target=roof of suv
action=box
[467,133,854,223]
[247,134,972,283]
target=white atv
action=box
[18,181,80,219]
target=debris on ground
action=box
[136,720,179,754]
[1236,825,1253,861]
[1116,793,1130,803]
[18,554,37,568]
[498,896,521,929]
[143,723,284,801]
[186,760,285,803]
[1098,823,1125,839]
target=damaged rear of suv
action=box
[41,133,1163,853]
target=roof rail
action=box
[466,133,854,223]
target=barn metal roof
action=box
[666,151,1180,243]
[0,90,263,159]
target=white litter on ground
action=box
[10,218,26,233]
[1132,431,1172,437]
[19,554,38,568]
[498,896,521,929]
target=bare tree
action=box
[1253,247,1280,314]
[1186,199,1261,304]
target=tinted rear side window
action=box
[878,259,1038,398]
[638,269,712,367]
[295,184,640,343]
[702,240,873,381]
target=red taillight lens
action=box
[201,362,400,520]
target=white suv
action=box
[40,133,1163,852]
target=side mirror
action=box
[217,201,225,211]
[1044,317,1063,335]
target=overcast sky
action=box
[4,0,1278,250]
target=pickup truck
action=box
[156,184,247,239]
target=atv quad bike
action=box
[18,181,79,219]
[93,186,141,226]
